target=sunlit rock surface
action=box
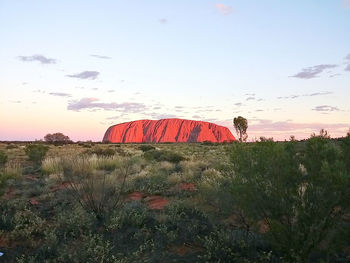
[103,118,236,143]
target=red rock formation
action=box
[103,118,235,143]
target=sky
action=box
[0,0,349,141]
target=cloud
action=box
[234,103,242,106]
[49,92,71,97]
[277,91,333,99]
[9,100,21,103]
[159,18,168,24]
[312,105,339,112]
[67,97,147,113]
[66,71,99,80]
[107,90,115,93]
[291,64,337,79]
[246,97,255,101]
[91,54,111,59]
[33,89,46,94]
[18,54,56,64]
[345,64,350,71]
[148,113,179,119]
[192,115,202,119]
[216,3,234,15]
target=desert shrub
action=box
[24,144,49,164]
[139,145,155,152]
[54,205,95,239]
[164,202,212,244]
[10,209,45,242]
[59,156,140,222]
[0,150,8,167]
[199,228,274,263]
[85,147,116,156]
[42,157,63,175]
[229,139,350,262]
[0,162,22,192]
[179,160,209,182]
[197,168,234,215]
[144,149,185,163]
[107,202,151,231]
[3,161,22,178]
[6,143,18,149]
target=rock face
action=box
[103,118,235,143]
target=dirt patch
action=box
[145,195,169,210]
[26,175,39,181]
[169,243,203,256]
[29,198,40,205]
[50,182,71,192]
[2,188,16,200]
[179,183,196,192]
[128,192,144,201]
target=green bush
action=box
[24,144,49,164]
[85,147,116,156]
[229,139,350,262]
[6,143,18,149]
[0,150,8,167]
[144,149,185,163]
[199,229,274,263]
[139,145,155,152]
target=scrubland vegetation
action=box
[0,132,350,262]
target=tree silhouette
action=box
[44,132,71,145]
[233,116,248,142]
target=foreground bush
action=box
[144,149,185,163]
[24,144,49,165]
[59,156,141,222]
[230,138,350,262]
[0,150,8,167]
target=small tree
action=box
[44,132,71,145]
[233,116,248,142]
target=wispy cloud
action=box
[49,92,71,97]
[18,54,56,64]
[277,91,333,99]
[148,113,180,119]
[291,64,337,79]
[312,105,340,112]
[159,18,168,24]
[66,71,99,80]
[246,97,255,101]
[67,97,147,113]
[90,54,111,59]
[344,54,350,71]
[215,3,234,15]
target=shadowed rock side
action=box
[103,118,236,143]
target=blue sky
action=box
[1,0,349,141]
